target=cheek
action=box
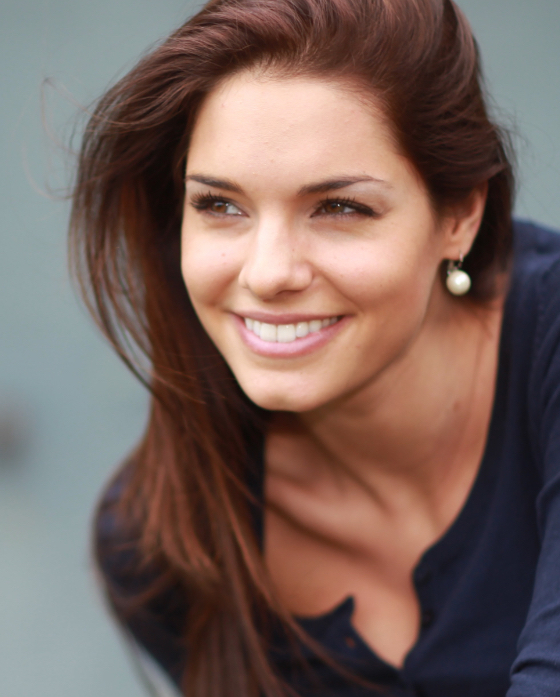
[180,232,235,307]
[323,234,436,309]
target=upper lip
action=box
[235,311,342,324]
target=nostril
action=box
[239,255,313,299]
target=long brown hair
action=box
[70,1,515,695]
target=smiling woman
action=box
[181,74,486,413]
[70,1,560,696]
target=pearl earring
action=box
[446,254,471,296]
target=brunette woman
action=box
[71,1,560,695]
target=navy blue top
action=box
[96,220,560,696]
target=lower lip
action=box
[234,315,347,358]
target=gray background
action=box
[0,1,558,695]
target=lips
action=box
[244,316,339,343]
[234,312,346,358]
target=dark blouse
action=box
[96,220,560,696]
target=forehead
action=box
[186,71,408,187]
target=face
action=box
[181,72,466,413]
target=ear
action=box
[440,183,488,261]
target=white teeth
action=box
[259,322,277,342]
[309,319,323,333]
[295,322,309,338]
[244,316,339,343]
[277,324,297,343]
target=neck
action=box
[270,295,503,516]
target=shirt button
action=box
[421,609,435,628]
[344,635,357,649]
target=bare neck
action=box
[267,296,504,521]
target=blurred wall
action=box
[0,2,200,696]
[0,1,558,696]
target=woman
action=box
[71,0,560,695]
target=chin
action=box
[240,381,328,414]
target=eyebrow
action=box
[298,177,391,196]
[185,174,392,196]
[186,175,243,193]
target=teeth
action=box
[259,323,277,342]
[244,316,339,343]
[277,324,297,343]
[295,322,309,338]
[309,319,322,333]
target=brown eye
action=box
[191,195,244,216]
[210,201,232,214]
[318,201,356,215]
[313,198,376,218]
[325,202,347,214]
[210,200,243,215]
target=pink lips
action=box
[234,313,347,358]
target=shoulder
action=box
[94,463,147,626]
[510,221,560,476]
[94,461,144,595]
[94,459,178,607]
[506,220,560,356]
[512,219,560,259]
[511,220,560,351]
[507,226,560,694]
[511,219,560,297]
[94,461,188,684]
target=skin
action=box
[181,71,503,667]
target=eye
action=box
[319,201,356,215]
[314,197,375,218]
[190,194,244,217]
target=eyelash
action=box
[317,196,376,217]
[190,193,239,214]
[189,192,376,218]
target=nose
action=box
[238,219,313,300]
